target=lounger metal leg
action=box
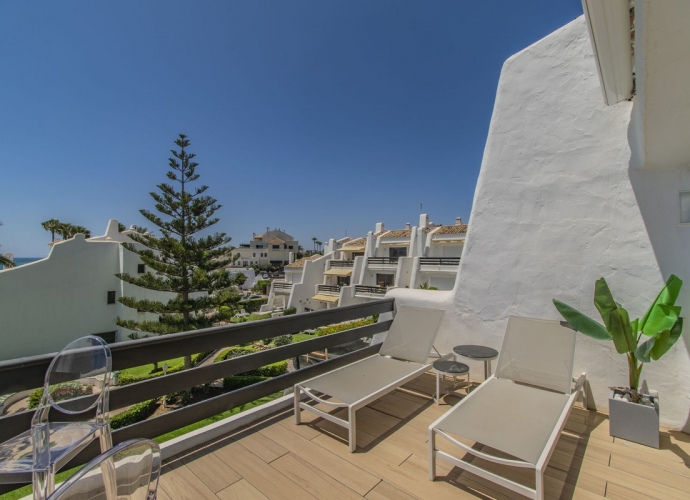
[348,407,356,453]
[535,467,544,500]
[435,372,440,404]
[294,387,301,425]
[428,428,436,480]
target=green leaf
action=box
[641,304,681,337]
[635,317,684,362]
[552,299,611,340]
[640,274,683,335]
[593,278,635,354]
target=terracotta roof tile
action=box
[343,237,366,247]
[285,255,319,268]
[433,224,468,235]
[267,237,286,244]
[381,229,412,238]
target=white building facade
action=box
[233,229,298,268]
[0,219,173,360]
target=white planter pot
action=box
[608,390,659,448]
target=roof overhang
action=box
[312,294,339,303]
[324,269,352,276]
[379,238,409,245]
[628,0,690,169]
[581,0,633,105]
[341,245,365,252]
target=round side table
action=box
[432,359,470,404]
[453,345,498,380]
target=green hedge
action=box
[110,399,158,430]
[222,375,269,391]
[283,307,297,316]
[27,382,94,409]
[242,297,268,313]
[252,280,270,294]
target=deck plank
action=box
[159,385,689,500]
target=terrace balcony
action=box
[273,281,293,294]
[317,284,341,296]
[418,257,460,274]
[0,298,687,499]
[366,257,399,270]
[355,285,388,298]
[328,260,354,268]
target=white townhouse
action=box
[0,220,174,361]
[233,229,298,268]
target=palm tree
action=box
[55,223,73,240]
[70,225,92,238]
[0,221,14,268]
[41,219,61,242]
[312,237,317,253]
[316,240,322,253]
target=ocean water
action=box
[0,257,42,269]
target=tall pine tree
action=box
[116,134,238,368]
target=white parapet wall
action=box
[391,15,690,431]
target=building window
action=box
[137,264,146,273]
[256,245,263,249]
[107,291,116,304]
[243,261,248,266]
[288,245,293,249]
[253,253,256,257]
[376,274,394,287]
[389,247,407,259]
[273,245,280,249]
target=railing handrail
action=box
[355,285,388,294]
[367,257,399,265]
[419,257,460,265]
[329,260,354,268]
[317,284,341,292]
[273,281,293,289]
[0,298,395,496]
[0,298,395,395]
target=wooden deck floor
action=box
[159,373,690,500]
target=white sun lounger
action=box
[294,306,445,452]
[429,316,587,500]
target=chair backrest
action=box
[41,336,112,415]
[494,316,576,394]
[47,439,161,500]
[378,306,445,364]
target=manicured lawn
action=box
[230,313,271,323]
[292,332,316,343]
[121,356,185,377]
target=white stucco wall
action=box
[0,220,176,360]
[392,17,690,431]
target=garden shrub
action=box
[110,399,158,430]
[315,317,376,337]
[27,382,93,409]
[191,351,213,367]
[282,307,297,316]
[222,375,268,391]
[272,335,292,347]
[242,298,267,313]
[252,280,270,294]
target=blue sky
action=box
[0,1,584,257]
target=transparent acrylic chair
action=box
[0,336,113,500]
[47,439,161,500]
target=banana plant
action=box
[553,275,683,402]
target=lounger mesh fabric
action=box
[494,316,576,394]
[377,306,445,364]
[302,355,425,404]
[434,377,570,464]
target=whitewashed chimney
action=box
[375,222,385,234]
[455,217,463,225]
[288,252,295,264]
[419,213,429,229]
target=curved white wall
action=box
[393,17,690,430]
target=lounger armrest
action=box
[434,430,533,468]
